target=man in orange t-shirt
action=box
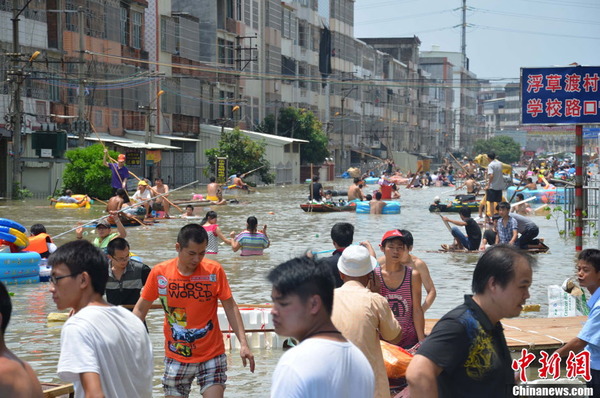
[134,224,255,397]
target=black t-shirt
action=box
[465,218,482,250]
[416,295,515,397]
[310,182,323,201]
[323,250,344,288]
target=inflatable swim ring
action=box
[0,219,29,249]
[506,186,567,205]
[356,201,401,214]
[0,251,41,285]
[55,194,91,209]
[0,218,26,233]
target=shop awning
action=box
[69,134,181,150]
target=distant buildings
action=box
[0,0,551,197]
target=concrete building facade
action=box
[1,0,488,197]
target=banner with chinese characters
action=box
[216,157,228,184]
[521,66,600,125]
[146,150,162,163]
[126,151,141,166]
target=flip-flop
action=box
[440,244,449,251]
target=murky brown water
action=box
[0,180,596,396]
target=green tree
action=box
[205,128,274,184]
[472,136,521,163]
[62,143,115,199]
[257,107,329,164]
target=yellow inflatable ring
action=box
[10,228,29,248]
[0,225,29,248]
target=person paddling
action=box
[103,150,129,194]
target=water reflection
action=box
[0,181,591,396]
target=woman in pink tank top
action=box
[200,211,232,254]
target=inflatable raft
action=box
[0,218,29,249]
[506,186,570,204]
[55,194,91,209]
[429,195,480,213]
[300,202,356,212]
[0,251,41,285]
[355,200,401,214]
[0,218,41,284]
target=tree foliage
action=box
[205,128,274,184]
[63,143,115,199]
[472,136,522,164]
[257,107,329,164]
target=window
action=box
[226,0,234,19]
[132,11,142,49]
[120,7,129,46]
[35,101,46,123]
[298,64,306,88]
[94,110,103,127]
[298,21,306,48]
[282,9,291,39]
[281,56,296,77]
[65,0,76,32]
[111,111,120,128]
[218,39,234,65]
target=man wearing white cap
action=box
[331,244,403,398]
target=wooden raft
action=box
[42,383,74,398]
[425,316,586,351]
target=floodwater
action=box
[0,179,597,396]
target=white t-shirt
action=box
[58,305,153,398]
[132,188,152,204]
[487,159,505,190]
[271,338,374,398]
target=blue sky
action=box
[353,0,600,82]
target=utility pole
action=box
[461,0,467,70]
[10,0,22,194]
[8,0,38,197]
[77,6,86,147]
[141,90,164,178]
[340,85,357,174]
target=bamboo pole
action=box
[127,169,184,213]
[53,180,198,239]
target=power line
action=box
[355,9,456,26]
[472,24,600,41]
[471,6,600,26]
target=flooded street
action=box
[0,180,595,396]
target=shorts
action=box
[162,354,228,396]
[486,188,502,203]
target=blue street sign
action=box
[521,66,600,125]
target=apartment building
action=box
[1,0,474,196]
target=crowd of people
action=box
[3,152,599,397]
